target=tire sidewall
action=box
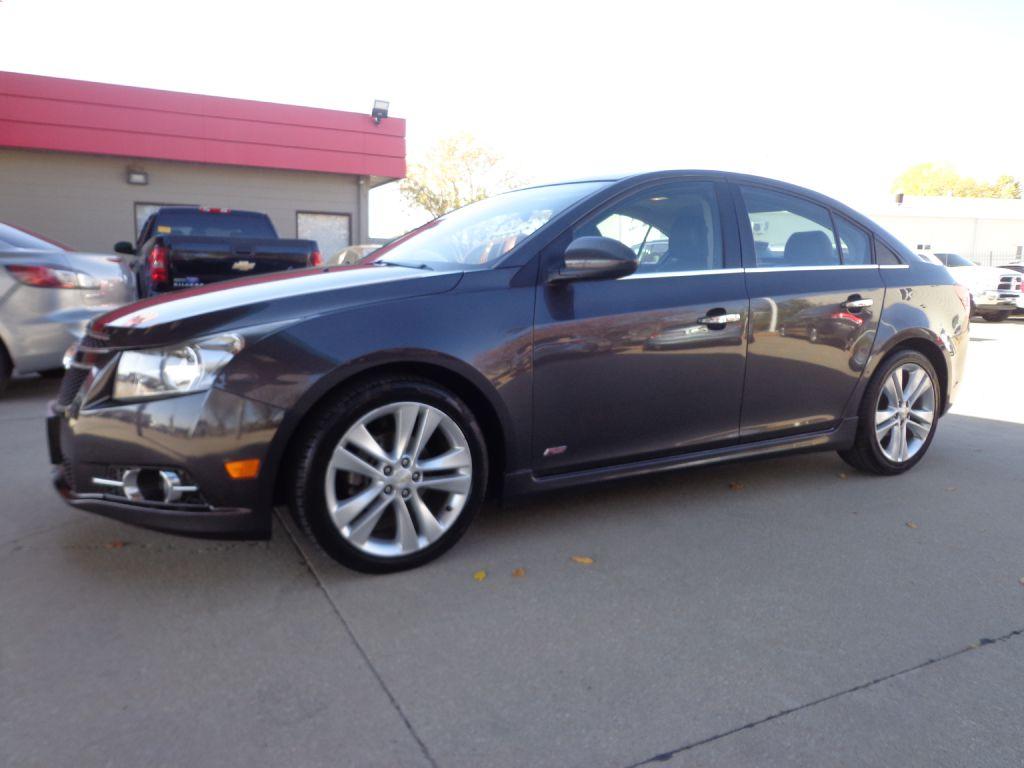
[298,380,488,572]
[861,350,940,473]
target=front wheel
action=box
[290,377,488,573]
[838,350,940,475]
[980,311,1011,323]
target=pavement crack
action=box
[275,507,439,768]
[625,626,1024,767]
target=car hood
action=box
[91,263,463,348]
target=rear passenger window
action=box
[740,186,838,268]
[835,216,872,265]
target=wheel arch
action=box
[871,332,951,414]
[266,358,512,509]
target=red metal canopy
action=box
[0,71,405,180]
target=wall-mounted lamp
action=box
[371,99,390,125]
[126,167,148,185]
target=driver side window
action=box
[575,182,723,273]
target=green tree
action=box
[400,133,520,218]
[892,163,1021,199]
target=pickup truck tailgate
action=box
[166,236,317,288]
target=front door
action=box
[734,183,886,440]
[532,180,750,474]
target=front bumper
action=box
[48,386,286,540]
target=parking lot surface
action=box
[2,320,1023,768]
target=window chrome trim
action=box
[744,264,880,273]
[622,268,745,280]
[619,263,910,279]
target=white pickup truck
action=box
[929,252,1022,322]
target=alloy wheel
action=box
[324,401,473,558]
[874,363,935,463]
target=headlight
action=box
[113,334,244,401]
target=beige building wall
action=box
[0,148,371,253]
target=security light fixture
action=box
[371,100,390,125]
[126,167,148,185]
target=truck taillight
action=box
[6,264,93,289]
[149,244,170,286]
[309,250,323,267]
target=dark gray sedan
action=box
[0,223,134,394]
[49,171,969,572]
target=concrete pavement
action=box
[2,320,1022,767]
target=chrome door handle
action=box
[698,313,742,325]
[843,298,874,310]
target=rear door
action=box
[532,179,750,473]
[733,183,885,440]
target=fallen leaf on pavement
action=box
[512,567,526,578]
[473,570,487,582]
[945,486,957,492]
[728,482,744,491]
[570,555,594,565]
[1018,577,1024,587]
[906,522,918,529]
[106,540,127,549]
[837,472,848,480]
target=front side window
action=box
[741,186,838,268]
[370,182,609,271]
[574,182,723,273]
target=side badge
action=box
[543,445,567,457]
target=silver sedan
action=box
[0,222,135,394]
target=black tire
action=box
[289,376,488,573]
[838,349,940,475]
[0,342,11,396]
[980,311,1010,323]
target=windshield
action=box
[369,182,609,270]
[0,222,70,252]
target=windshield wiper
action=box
[373,260,434,271]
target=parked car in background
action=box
[330,244,381,266]
[116,207,322,297]
[50,171,970,572]
[999,262,1024,313]
[0,222,134,394]
[927,252,1022,322]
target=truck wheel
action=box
[0,342,12,396]
[290,376,488,573]
[838,349,940,475]
[980,311,1010,323]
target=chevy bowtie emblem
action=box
[232,260,257,272]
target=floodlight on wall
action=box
[371,100,390,125]
[126,167,148,185]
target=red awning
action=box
[0,71,405,180]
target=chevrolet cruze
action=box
[49,172,970,572]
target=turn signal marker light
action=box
[224,459,260,479]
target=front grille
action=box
[56,335,110,407]
[998,274,1022,292]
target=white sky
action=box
[2,0,1022,237]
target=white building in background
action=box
[865,196,1024,266]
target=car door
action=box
[532,179,749,473]
[733,183,886,440]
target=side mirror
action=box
[114,241,135,255]
[548,236,638,284]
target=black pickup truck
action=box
[115,207,321,297]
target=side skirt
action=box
[504,418,859,497]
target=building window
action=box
[135,202,193,237]
[298,212,351,263]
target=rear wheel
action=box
[838,349,939,475]
[290,376,488,572]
